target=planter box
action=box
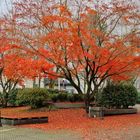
[89,107,137,118]
[53,102,85,109]
[104,108,137,115]
[89,107,104,118]
[1,116,48,126]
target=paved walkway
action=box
[0,126,82,140]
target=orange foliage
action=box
[1,0,139,108]
[40,2,140,82]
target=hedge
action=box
[16,88,84,108]
[137,92,140,104]
[16,88,48,109]
[99,83,138,109]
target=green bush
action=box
[137,97,140,104]
[68,94,84,102]
[8,89,19,106]
[75,94,84,102]
[49,93,68,102]
[67,94,75,102]
[99,83,138,109]
[137,92,140,104]
[48,92,84,103]
[16,88,32,106]
[16,88,84,105]
[47,89,60,94]
[49,94,58,102]
[47,89,69,102]
[0,92,3,106]
[57,93,68,102]
[16,88,48,109]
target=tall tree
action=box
[12,0,140,112]
[0,17,52,107]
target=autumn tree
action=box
[0,16,52,107]
[0,40,52,107]
[0,36,21,107]
[12,0,140,112]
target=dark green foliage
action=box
[49,93,84,103]
[16,88,48,109]
[8,89,18,106]
[47,89,68,102]
[47,89,84,102]
[47,89,61,94]
[99,83,138,109]
[0,92,3,106]
[67,94,75,102]
[68,94,84,102]
[57,93,68,102]
[49,93,69,102]
[49,94,58,102]
[16,88,32,106]
[137,92,140,104]
[12,88,84,107]
[28,88,48,109]
[137,98,140,104]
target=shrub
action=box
[47,89,69,102]
[49,92,84,103]
[16,88,32,106]
[8,89,19,106]
[73,94,83,102]
[57,93,68,102]
[16,88,48,109]
[67,94,75,102]
[0,92,3,106]
[137,97,140,104]
[68,94,84,102]
[99,83,138,109]
[28,88,48,109]
[137,92,140,104]
[16,88,84,104]
[49,94,58,102]
[47,89,60,94]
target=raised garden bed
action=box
[89,107,137,118]
[104,108,137,115]
[1,116,48,126]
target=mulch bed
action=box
[0,107,140,139]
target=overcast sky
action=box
[0,0,139,17]
[0,0,12,17]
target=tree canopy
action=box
[0,0,140,110]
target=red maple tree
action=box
[9,0,140,111]
[0,17,53,107]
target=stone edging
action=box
[89,107,137,118]
[0,116,48,125]
[104,108,137,115]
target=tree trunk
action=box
[93,87,99,106]
[84,93,91,113]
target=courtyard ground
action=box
[0,126,82,140]
[0,105,140,140]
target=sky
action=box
[0,0,12,17]
[0,0,139,14]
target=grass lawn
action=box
[0,106,140,140]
